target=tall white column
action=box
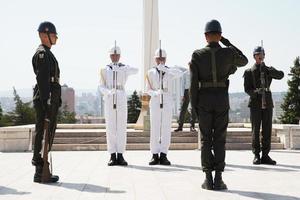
[142,0,159,90]
[135,0,159,130]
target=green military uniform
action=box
[244,53,284,165]
[32,21,61,183]
[190,19,248,190]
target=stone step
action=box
[53,137,198,144]
[53,136,280,144]
[54,130,199,137]
[55,123,248,129]
[54,129,277,138]
[225,143,284,150]
[51,142,284,151]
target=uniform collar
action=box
[207,42,221,48]
[41,44,51,50]
[251,64,260,71]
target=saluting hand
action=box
[220,36,231,47]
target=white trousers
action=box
[104,91,127,154]
[149,95,173,154]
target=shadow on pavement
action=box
[226,164,298,172]
[128,164,186,172]
[228,190,300,200]
[0,186,30,195]
[49,182,125,194]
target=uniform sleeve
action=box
[190,52,199,110]
[36,52,51,101]
[229,46,248,67]
[157,64,183,79]
[124,65,139,75]
[99,68,110,96]
[145,72,158,97]
[267,66,284,80]
[243,70,256,98]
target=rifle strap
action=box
[251,70,256,89]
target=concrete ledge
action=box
[273,124,300,149]
[0,125,34,152]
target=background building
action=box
[61,84,75,113]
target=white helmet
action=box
[108,45,121,55]
[154,48,167,58]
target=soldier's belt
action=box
[50,77,60,83]
[199,81,227,88]
[107,85,124,90]
[255,88,271,92]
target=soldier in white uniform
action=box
[146,48,184,165]
[99,45,138,166]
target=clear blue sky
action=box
[0,0,299,94]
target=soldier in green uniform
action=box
[243,46,284,165]
[31,21,61,183]
[190,19,248,190]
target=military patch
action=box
[39,53,44,59]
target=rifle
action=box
[159,40,163,109]
[41,118,51,183]
[260,40,267,109]
[113,40,118,110]
[158,40,163,144]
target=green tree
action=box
[127,90,141,123]
[57,104,77,124]
[11,87,36,125]
[0,103,2,121]
[280,57,300,124]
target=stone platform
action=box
[0,150,299,200]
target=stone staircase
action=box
[51,124,284,151]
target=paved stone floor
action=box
[0,150,299,200]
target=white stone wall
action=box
[0,125,34,152]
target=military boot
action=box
[117,153,128,166]
[174,126,182,132]
[253,154,261,165]
[201,171,213,190]
[214,171,227,190]
[149,154,160,165]
[108,153,118,166]
[159,153,171,165]
[261,155,276,165]
[31,154,43,166]
[190,126,197,133]
[33,165,59,183]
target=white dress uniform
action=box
[99,60,138,154]
[146,62,183,155]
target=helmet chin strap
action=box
[47,32,53,46]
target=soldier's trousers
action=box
[198,107,228,172]
[104,90,128,154]
[177,89,197,128]
[33,99,59,161]
[250,107,273,156]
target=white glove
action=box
[107,89,116,96]
[157,64,167,72]
[157,89,163,95]
[150,90,159,97]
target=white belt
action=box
[107,85,124,90]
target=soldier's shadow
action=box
[276,163,300,170]
[226,164,298,172]
[227,190,300,200]
[128,164,186,172]
[49,182,125,194]
[169,164,234,171]
[0,186,30,195]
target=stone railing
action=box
[1,123,300,152]
[0,125,35,152]
[273,124,300,149]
